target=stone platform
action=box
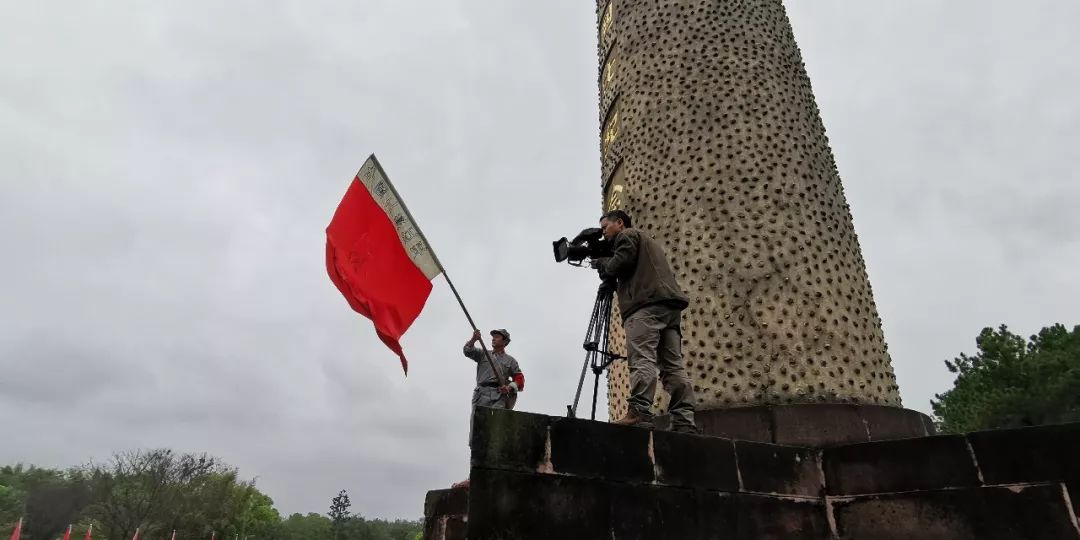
[686,403,934,446]
[424,407,1080,539]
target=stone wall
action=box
[430,407,1080,539]
[594,0,903,418]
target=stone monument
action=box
[420,2,1080,537]
[598,0,898,415]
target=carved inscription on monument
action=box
[600,1,614,43]
[602,51,617,94]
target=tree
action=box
[932,323,1080,433]
[2,451,424,540]
[329,490,352,540]
[0,464,70,537]
[276,513,332,540]
[81,449,216,540]
[24,478,91,540]
[80,449,280,540]
[0,485,20,528]
[230,489,282,540]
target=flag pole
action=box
[366,155,509,397]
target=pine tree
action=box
[329,489,351,540]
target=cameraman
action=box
[590,210,697,433]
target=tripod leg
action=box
[569,351,591,418]
[591,367,601,420]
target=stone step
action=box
[823,422,1080,517]
[425,408,1080,538]
[469,407,824,497]
[824,434,981,495]
[467,467,829,539]
[831,482,1080,540]
[423,487,468,540]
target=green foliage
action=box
[25,477,91,540]
[932,323,1080,433]
[79,449,263,540]
[277,513,333,540]
[0,464,71,537]
[1,453,422,540]
[329,490,351,540]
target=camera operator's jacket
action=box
[599,228,689,321]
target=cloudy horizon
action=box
[2,0,1078,517]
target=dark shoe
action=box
[614,411,654,429]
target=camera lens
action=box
[553,238,570,262]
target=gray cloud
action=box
[2,0,1078,518]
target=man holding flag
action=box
[326,154,513,398]
[463,328,524,409]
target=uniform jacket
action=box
[599,227,689,321]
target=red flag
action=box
[83,524,92,540]
[62,525,71,540]
[9,518,20,540]
[326,155,443,373]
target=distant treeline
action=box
[0,449,421,540]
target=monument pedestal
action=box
[693,403,935,446]
[423,407,1080,539]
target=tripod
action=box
[567,277,624,420]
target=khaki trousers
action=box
[624,303,696,429]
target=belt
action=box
[478,381,502,388]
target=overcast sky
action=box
[2,0,1078,519]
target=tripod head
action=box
[597,274,617,296]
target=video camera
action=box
[552,226,623,420]
[551,227,613,267]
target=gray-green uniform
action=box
[463,344,522,409]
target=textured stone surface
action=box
[611,484,702,540]
[653,430,739,490]
[444,409,1080,538]
[424,487,468,519]
[824,435,981,495]
[467,468,829,540]
[735,440,822,497]
[772,403,868,446]
[467,468,612,540]
[469,407,549,473]
[596,0,902,420]
[695,403,933,445]
[698,492,829,539]
[831,484,1080,540]
[423,488,468,540]
[697,406,774,441]
[861,404,934,441]
[549,416,653,483]
[967,422,1080,516]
